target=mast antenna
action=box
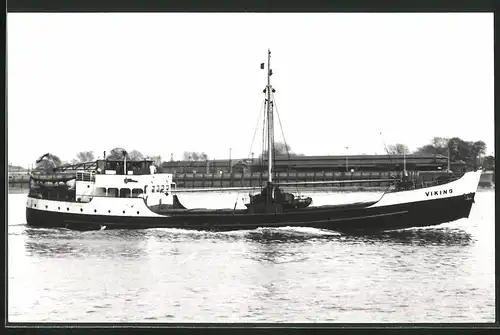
[266,49,274,184]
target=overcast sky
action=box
[7,13,493,167]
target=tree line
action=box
[34,147,147,170]
[387,137,491,170]
[33,137,493,171]
[181,143,304,162]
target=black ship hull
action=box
[26,192,475,233]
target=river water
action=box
[7,190,495,323]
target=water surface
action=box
[8,190,495,323]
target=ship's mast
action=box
[266,49,274,184]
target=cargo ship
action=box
[26,50,482,233]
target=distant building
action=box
[8,164,29,176]
[160,154,467,174]
[256,154,467,173]
[161,159,247,174]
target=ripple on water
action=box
[7,191,495,323]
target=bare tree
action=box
[415,137,488,169]
[431,137,449,150]
[183,151,209,161]
[415,137,449,156]
[106,148,128,160]
[76,151,95,163]
[105,148,146,161]
[387,143,410,155]
[149,155,162,166]
[260,141,303,158]
[128,150,144,160]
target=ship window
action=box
[132,188,143,197]
[108,188,118,197]
[95,187,107,197]
[120,188,131,198]
[152,186,155,193]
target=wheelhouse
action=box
[96,159,154,175]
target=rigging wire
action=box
[379,132,394,166]
[232,98,267,212]
[271,101,276,186]
[261,95,267,186]
[272,92,301,197]
[247,99,265,159]
[379,131,402,190]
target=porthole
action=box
[45,205,48,209]
[67,208,70,211]
[80,208,83,212]
[34,204,36,207]
[87,185,90,188]
[137,211,140,214]
[123,210,125,214]
[94,209,97,213]
[58,207,61,210]
[108,210,111,213]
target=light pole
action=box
[345,147,349,172]
[448,144,450,172]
